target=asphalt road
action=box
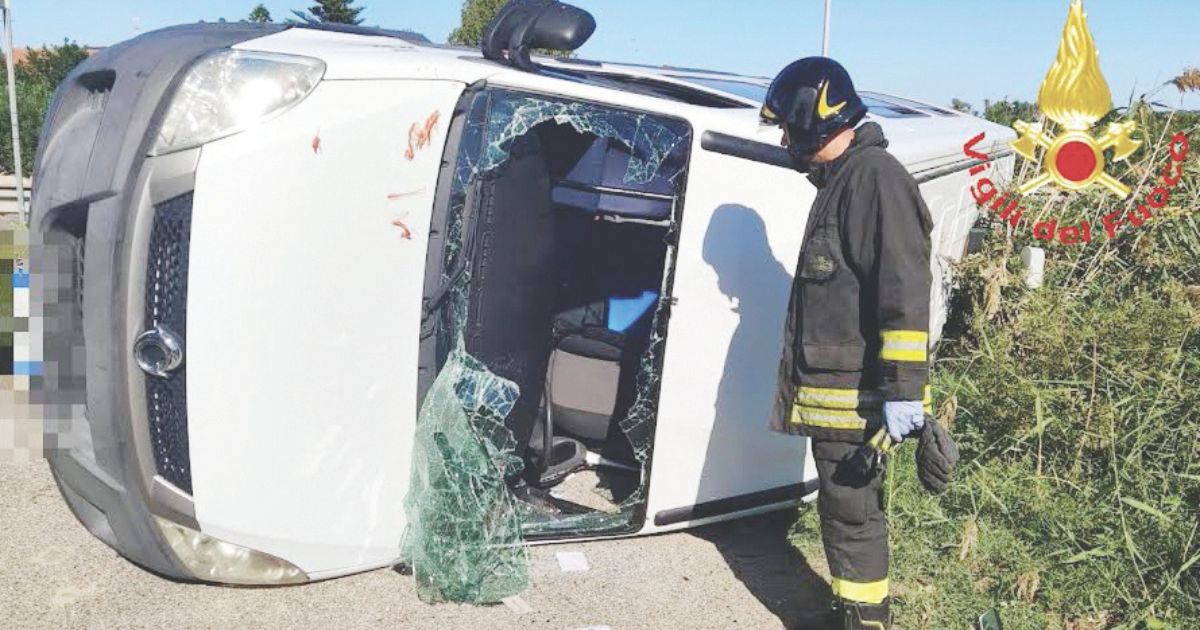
[0,459,835,630]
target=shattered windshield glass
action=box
[400,337,529,604]
[401,88,690,604]
[479,95,688,185]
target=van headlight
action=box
[154,516,309,585]
[151,50,325,156]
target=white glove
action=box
[884,400,925,443]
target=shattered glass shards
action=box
[431,93,491,369]
[403,86,692,601]
[617,247,678,465]
[400,336,529,604]
[479,91,689,186]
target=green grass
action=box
[793,106,1200,629]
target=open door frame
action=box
[642,124,819,534]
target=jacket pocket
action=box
[798,237,839,282]
[801,343,867,372]
[795,232,864,370]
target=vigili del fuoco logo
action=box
[962,0,1190,246]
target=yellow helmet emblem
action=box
[817,80,847,120]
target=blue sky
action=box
[14,0,1200,110]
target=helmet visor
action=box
[764,86,820,142]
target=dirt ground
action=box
[0,456,836,630]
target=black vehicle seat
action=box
[529,325,624,488]
[461,129,558,476]
[532,288,659,487]
[547,326,625,441]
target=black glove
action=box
[916,418,959,494]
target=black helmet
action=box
[761,57,867,161]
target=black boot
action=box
[785,599,844,630]
[839,597,891,630]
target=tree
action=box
[449,0,507,46]
[982,98,1038,128]
[301,0,364,25]
[0,42,91,175]
[248,4,273,23]
[18,41,90,88]
[448,0,573,57]
[950,98,974,115]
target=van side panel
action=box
[919,152,1017,344]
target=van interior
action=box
[416,88,691,537]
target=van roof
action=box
[246,25,1015,166]
[282,23,956,115]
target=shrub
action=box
[0,42,90,175]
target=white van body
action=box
[33,23,1014,585]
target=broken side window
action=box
[402,86,691,603]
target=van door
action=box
[643,127,819,533]
[186,79,465,579]
[415,84,697,540]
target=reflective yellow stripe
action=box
[797,386,884,410]
[790,405,879,429]
[881,348,926,362]
[881,330,928,344]
[791,386,937,427]
[799,386,868,398]
[832,577,889,604]
[881,330,929,363]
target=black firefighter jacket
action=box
[770,122,934,442]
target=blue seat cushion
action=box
[607,291,658,333]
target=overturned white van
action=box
[33,8,1014,587]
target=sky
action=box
[12,0,1200,110]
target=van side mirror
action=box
[482,0,596,72]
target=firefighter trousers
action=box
[812,439,889,604]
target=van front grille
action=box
[144,192,193,494]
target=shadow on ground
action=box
[692,509,833,630]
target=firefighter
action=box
[761,57,956,629]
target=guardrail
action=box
[0,174,30,217]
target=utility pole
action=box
[1,0,25,225]
[821,0,832,56]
